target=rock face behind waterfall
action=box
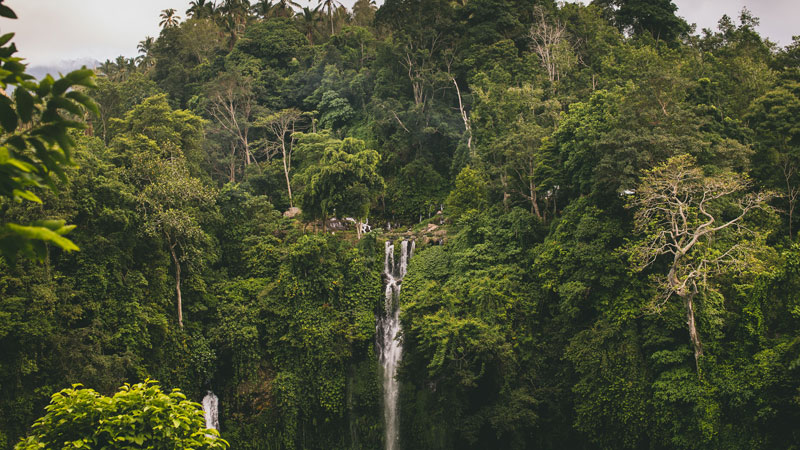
[377,240,414,450]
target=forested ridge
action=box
[1,0,800,448]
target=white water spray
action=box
[202,391,219,431]
[378,240,413,450]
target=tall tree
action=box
[297,6,322,44]
[257,109,301,207]
[317,0,343,35]
[204,69,258,179]
[159,8,181,28]
[594,0,689,43]
[219,0,251,47]
[186,0,216,19]
[297,137,384,237]
[138,159,216,328]
[351,0,377,27]
[272,0,300,17]
[747,80,800,239]
[136,36,155,71]
[626,155,772,372]
[528,5,577,86]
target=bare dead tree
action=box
[397,32,443,110]
[626,155,772,374]
[528,6,577,86]
[206,72,256,171]
[451,76,473,158]
[513,161,542,219]
[444,52,473,160]
[257,109,301,207]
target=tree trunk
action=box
[170,243,183,328]
[530,178,541,219]
[684,291,702,373]
[282,144,293,207]
[356,219,362,240]
[501,173,510,212]
[244,134,252,165]
[451,76,473,160]
[229,142,237,183]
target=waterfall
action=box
[378,239,413,450]
[202,391,219,431]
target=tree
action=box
[204,69,258,180]
[471,80,560,218]
[528,6,577,86]
[298,137,384,237]
[159,8,181,28]
[91,73,161,145]
[218,0,251,48]
[110,95,211,328]
[351,0,377,27]
[626,155,772,372]
[297,6,322,44]
[257,109,301,208]
[139,159,216,328]
[594,0,689,44]
[746,80,800,239]
[187,0,216,19]
[317,0,343,35]
[272,0,301,18]
[15,380,228,449]
[136,36,155,71]
[0,0,97,262]
[445,166,489,221]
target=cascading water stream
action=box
[202,391,219,431]
[378,239,414,450]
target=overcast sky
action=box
[2,0,798,67]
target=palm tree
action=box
[220,0,251,18]
[105,56,136,82]
[298,6,321,44]
[136,36,155,71]
[137,37,154,55]
[352,0,377,26]
[98,60,116,79]
[274,0,300,17]
[250,0,274,19]
[219,0,250,40]
[187,0,216,19]
[317,0,343,35]
[217,0,250,29]
[159,8,181,28]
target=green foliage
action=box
[257,234,383,449]
[297,135,384,222]
[445,166,488,220]
[0,2,97,262]
[15,380,228,450]
[3,1,800,449]
[595,0,689,44]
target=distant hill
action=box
[26,58,99,80]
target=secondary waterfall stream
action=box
[202,391,219,431]
[378,239,414,450]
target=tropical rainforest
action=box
[1,0,800,448]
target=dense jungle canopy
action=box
[1,0,800,449]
